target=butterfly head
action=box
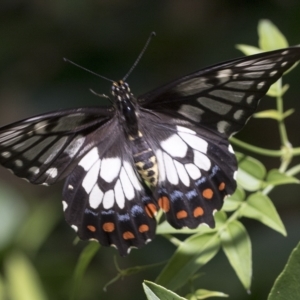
[111,80,132,102]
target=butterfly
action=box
[0,45,300,256]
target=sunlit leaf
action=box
[236,153,266,191]
[143,281,187,300]
[157,220,212,235]
[235,44,262,56]
[220,221,252,290]
[268,242,300,300]
[254,109,282,120]
[223,187,245,212]
[258,19,288,50]
[266,169,299,186]
[240,192,286,235]
[5,251,47,300]
[186,289,228,299]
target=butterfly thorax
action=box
[112,80,158,187]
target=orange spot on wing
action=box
[102,222,115,232]
[87,225,96,232]
[219,182,225,191]
[123,231,135,240]
[176,210,188,219]
[139,224,149,233]
[145,203,157,218]
[193,207,204,217]
[158,196,170,212]
[203,188,213,199]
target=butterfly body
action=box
[1,46,300,255]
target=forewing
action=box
[140,112,237,229]
[138,46,300,137]
[63,135,158,256]
[0,107,114,185]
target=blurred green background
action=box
[1,1,300,299]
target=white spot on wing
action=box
[114,179,125,209]
[155,149,166,182]
[89,184,104,209]
[161,134,188,158]
[62,201,68,211]
[46,167,58,178]
[100,157,121,183]
[103,190,114,209]
[246,95,255,104]
[120,168,135,200]
[185,163,201,179]
[178,132,208,153]
[176,125,196,135]
[15,160,23,167]
[174,160,190,186]
[194,150,211,171]
[281,61,288,67]
[82,160,101,194]
[71,225,78,232]
[79,147,99,171]
[28,166,40,175]
[233,109,244,120]
[217,120,230,134]
[123,162,141,191]
[163,152,178,185]
[1,151,11,158]
[228,144,234,154]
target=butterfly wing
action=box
[139,112,236,229]
[136,46,300,229]
[138,46,300,137]
[0,107,114,185]
[63,127,158,256]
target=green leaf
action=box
[282,108,295,119]
[266,169,299,186]
[236,153,266,191]
[15,198,62,253]
[222,186,245,212]
[268,242,300,300]
[156,232,220,291]
[0,183,27,250]
[5,251,47,300]
[220,221,252,290]
[240,192,286,236]
[71,242,100,300]
[254,109,282,120]
[267,83,289,97]
[143,281,187,300]
[235,44,262,56]
[258,19,288,50]
[186,289,228,299]
[0,274,5,300]
[157,221,212,235]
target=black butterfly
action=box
[0,46,300,256]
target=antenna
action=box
[63,58,114,83]
[123,31,156,81]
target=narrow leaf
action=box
[186,289,228,299]
[5,251,47,300]
[157,221,212,235]
[258,19,288,50]
[266,169,299,186]
[143,281,187,300]
[254,109,282,120]
[235,44,262,56]
[240,192,286,236]
[71,242,100,300]
[156,233,220,291]
[220,221,252,290]
[268,242,300,300]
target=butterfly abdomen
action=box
[129,132,158,187]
